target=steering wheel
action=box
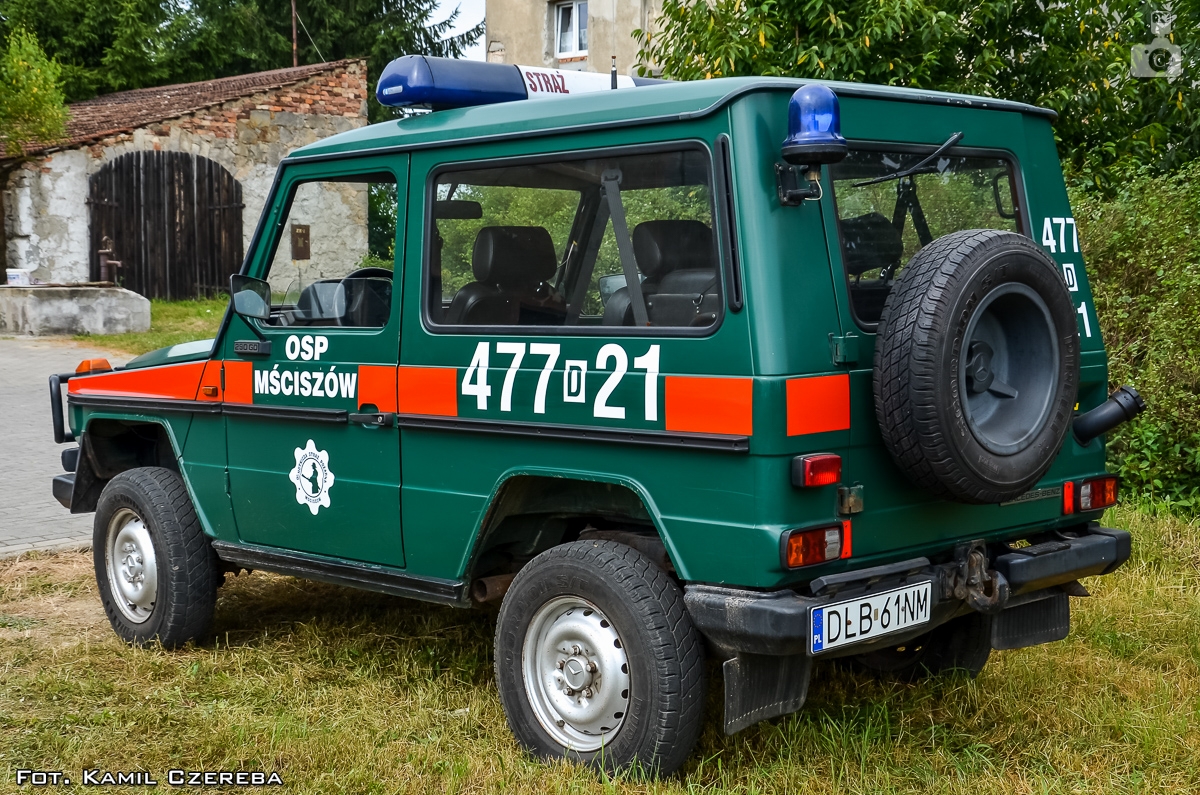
[346,267,394,279]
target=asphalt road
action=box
[0,337,125,558]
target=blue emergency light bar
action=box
[376,55,648,110]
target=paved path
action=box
[0,337,126,558]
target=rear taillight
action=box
[1062,476,1118,515]
[791,454,842,487]
[782,520,851,568]
[1079,476,1119,511]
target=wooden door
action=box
[88,151,244,298]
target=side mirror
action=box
[230,274,271,320]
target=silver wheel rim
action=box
[105,508,157,624]
[521,596,631,752]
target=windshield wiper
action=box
[853,132,965,187]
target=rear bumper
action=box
[685,523,1130,658]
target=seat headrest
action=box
[840,213,903,276]
[472,226,557,288]
[632,220,715,280]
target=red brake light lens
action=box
[791,454,842,487]
[1062,481,1075,515]
[783,521,851,568]
[1079,476,1119,511]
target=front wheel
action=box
[93,467,219,648]
[494,540,705,776]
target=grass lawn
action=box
[2,504,1198,793]
[73,298,229,357]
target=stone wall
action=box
[3,62,368,286]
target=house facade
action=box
[485,0,661,76]
[1,60,368,298]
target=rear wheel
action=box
[93,467,219,648]
[853,612,992,681]
[494,540,705,776]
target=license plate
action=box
[810,581,931,654]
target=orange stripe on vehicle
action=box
[664,376,753,436]
[223,360,254,404]
[67,361,207,401]
[196,361,223,401]
[786,374,850,436]
[397,366,458,417]
[358,365,399,413]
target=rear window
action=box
[831,149,1020,327]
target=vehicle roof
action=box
[289,76,1056,162]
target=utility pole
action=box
[291,0,299,67]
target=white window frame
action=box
[555,0,588,59]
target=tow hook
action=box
[948,543,1010,614]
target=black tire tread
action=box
[874,229,1075,503]
[93,467,219,648]
[495,540,705,776]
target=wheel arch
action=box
[462,468,690,583]
[70,414,186,513]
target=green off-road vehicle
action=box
[50,55,1145,774]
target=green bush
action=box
[1072,163,1200,510]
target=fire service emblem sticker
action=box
[289,439,335,515]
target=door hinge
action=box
[829,332,859,365]
[223,467,231,497]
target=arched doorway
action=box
[88,151,244,299]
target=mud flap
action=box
[991,590,1070,650]
[722,652,813,735]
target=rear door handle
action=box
[348,412,396,428]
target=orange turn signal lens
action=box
[783,521,851,569]
[790,454,842,487]
[75,358,112,375]
[1079,476,1119,512]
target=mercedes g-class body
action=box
[49,55,1145,775]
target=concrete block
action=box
[0,286,151,335]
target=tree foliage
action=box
[636,0,1198,188]
[0,0,483,119]
[0,26,67,157]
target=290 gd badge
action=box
[289,440,335,515]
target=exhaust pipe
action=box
[471,573,516,604]
[1073,385,1146,446]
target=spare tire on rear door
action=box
[874,229,1079,504]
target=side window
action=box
[263,174,397,328]
[830,150,1019,326]
[428,148,721,331]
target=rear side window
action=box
[427,148,721,331]
[831,150,1019,327]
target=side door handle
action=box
[348,412,396,428]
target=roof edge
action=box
[5,58,367,160]
[286,78,1057,164]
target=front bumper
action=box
[685,523,1130,659]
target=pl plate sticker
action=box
[289,439,335,515]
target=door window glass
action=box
[830,150,1019,326]
[261,174,397,328]
[428,148,720,330]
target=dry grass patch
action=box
[2,505,1199,793]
